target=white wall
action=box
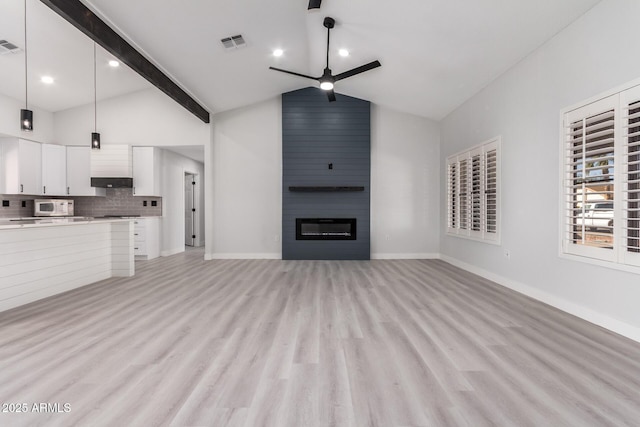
[207,95,440,260]
[159,149,205,256]
[439,0,640,341]
[0,92,54,143]
[371,104,440,258]
[208,97,282,259]
[53,88,210,147]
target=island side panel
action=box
[0,221,132,312]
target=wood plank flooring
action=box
[1,248,640,426]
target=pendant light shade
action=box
[21,0,33,132]
[91,42,100,149]
[91,132,101,149]
[20,108,33,132]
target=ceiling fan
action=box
[269,17,381,102]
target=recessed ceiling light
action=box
[41,76,54,84]
[108,60,120,67]
[273,49,284,57]
[338,49,349,57]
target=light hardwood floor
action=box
[1,248,639,426]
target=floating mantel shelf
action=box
[288,186,365,192]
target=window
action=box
[447,137,500,243]
[562,84,640,267]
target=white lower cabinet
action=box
[133,217,160,260]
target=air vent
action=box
[220,34,246,50]
[0,39,22,55]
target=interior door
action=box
[185,173,195,246]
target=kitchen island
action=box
[0,218,134,313]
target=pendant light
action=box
[20,0,33,132]
[91,42,100,149]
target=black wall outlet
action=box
[151,200,157,207]
[143,201,148,207]
[21,200,26,208]
[2,200,9,207]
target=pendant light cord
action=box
[94,42,97,132]
[24,0,28,110]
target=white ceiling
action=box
[1,0,601,121]
[82,0,601,120]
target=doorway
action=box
[185,173,196,247]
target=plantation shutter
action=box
[446,137,500,242]
[563,95,617,261]
[459,157,470,231]
[485,147,498,235]
[447,161,457,230]
[621,88,640,266]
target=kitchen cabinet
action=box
[133,217,161,260]
[41,144,67,196]
[0,138,42,195]
[66,146,106,196]
[132,147,161,196]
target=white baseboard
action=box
[371,253,440,260]
[440,254,640,344]
[206,253,281,260]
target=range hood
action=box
[91,144,133,188]
[90,177,133,188]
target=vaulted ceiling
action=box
[1,0,602,121]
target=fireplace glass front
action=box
[296,218,357,240]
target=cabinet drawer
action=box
[134,228,146,241]
[134,242,147,255]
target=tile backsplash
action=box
[0,189,162,218]
[0,195,34,218]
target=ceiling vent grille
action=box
[220,35,246,50]
[0,39,22,55]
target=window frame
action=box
[560,80,640,270]
[446,137,501,245]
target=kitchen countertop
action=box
[0,217,135,230]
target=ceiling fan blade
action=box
[308,0,322,10]
[334,60,381,82]
[327,89,336,102]
[269,66,318,81]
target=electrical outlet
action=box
[151,201,157,207]
[21,200,26,208]
[504,250,511,259]
[143,201,148,207]
[2,200,9,207]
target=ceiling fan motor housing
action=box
[323,17,335,29]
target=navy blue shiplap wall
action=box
[282,87,370,260]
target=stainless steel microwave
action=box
[34,199,74,217]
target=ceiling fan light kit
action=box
[269,16,381,102]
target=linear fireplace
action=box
[296,218,357,240]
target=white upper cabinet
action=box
[132,147,161,196]
[41,144,67,196]
[66,146,106,196]
[0,138,42,195]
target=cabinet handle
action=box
[133,187,136,195]
[20,184,23,193]
[43,186,46,194]
[67,186,70,195]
